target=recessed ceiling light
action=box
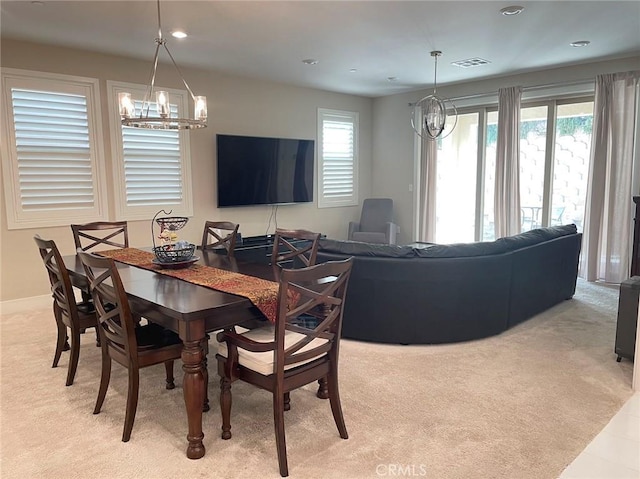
[302,59,319,65]
[31,1,45,5]
[387,77,398,82]
[171,31,187,39]
[349,69,358,73]
[500,5,524,16]
[570,40,591,47]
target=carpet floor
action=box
[0,279,634,479]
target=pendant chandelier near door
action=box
[118,0,207,130]
[411,50,457,140]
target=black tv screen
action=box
[216,134,314,207]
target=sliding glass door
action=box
[432,97,593,243]
[550,101,593,231]
[435,112,479,244]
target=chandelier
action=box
[118,0,207,130]
[411,51,457,140]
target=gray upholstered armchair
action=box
[348,198,399,244]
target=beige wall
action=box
[372,56,640,244]
[3,38,638,303]
[0,39,373,302]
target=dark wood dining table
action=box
[63,249,278,460]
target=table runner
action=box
[98,248,280,322]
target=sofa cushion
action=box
[217,325,328,375]
[412,240,511,258]
[318,238,416,258]
[496,224,578,252]
[319,225,578,259]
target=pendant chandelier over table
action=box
[118,0,207,130]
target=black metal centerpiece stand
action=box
[151,209,197,269]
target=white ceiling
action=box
[1,0,639,98]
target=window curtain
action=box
[580,71,640,283]
[494,86,523,238]
[418,136,437,242]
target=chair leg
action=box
[164,361,175,390]
[52,304,67,368]
[327,365,348,439]
[122,367,140,442]
[65,329,81,386]
[220,376,232,439]
[284,392,291,411]
[94,350,112,415]
[273,390,289,477]
[316,377,329,399]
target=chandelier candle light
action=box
[412,50,457,140]
[118,0,207,130]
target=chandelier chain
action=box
[431,50,441,94]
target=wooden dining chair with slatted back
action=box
[34,235,99,386]
[270,228,321,269]
[71,221,129,251]
[272,228,327,398]
[71,221,129,305]
[216,257,354,477]
[200,220,240,411]
[270,228,328,400]
[77,250,183,443]
[201,221,240,257]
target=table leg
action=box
[182,339,206,459]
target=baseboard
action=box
[0,294,51,315]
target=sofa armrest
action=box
[348,221,360,240]
[386,222,399,245]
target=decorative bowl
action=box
[153,243,196,263]
[155,216,189,231]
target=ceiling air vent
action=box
[451,58,491,68]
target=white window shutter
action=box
[107,81,193,220]
[1,69,107,229]
[317,109,358,208]
[122,102,183,206]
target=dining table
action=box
[63,248,280,460]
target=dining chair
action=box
[271,228,326,398]
[216,257,354,477]
[71,221,130,305]
[71,221,129,251]
[201,221,240,257]
[270,228,321,269]
[77,250,183,442]
[34,235,99,386]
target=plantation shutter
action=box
[2,69,107,229]
[318,109,358,208]
[107,81,193,220]
[11,88,95,210]
[121,102,183,206]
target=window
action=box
[428,97,593,243]
[107,81,193,220]
[317,108,358,208]
[1,69,107,229]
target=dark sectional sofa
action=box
[316,224,582,344]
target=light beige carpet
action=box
[0,279,634,479]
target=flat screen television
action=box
[216,134,314,207]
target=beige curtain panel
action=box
[580,70,640,283]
